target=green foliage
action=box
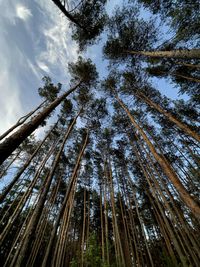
[71,0,108,50]
[68,57,98,88]
[104,6,157,61]
[38,76,62,102]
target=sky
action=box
[0,0,183,136]
[0,0,80,135]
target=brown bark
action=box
[134,91,200,143]
[0,82,81,165]
[0,100,46,141]
[14,113,80,267]
[116,95,200,219]
[125,49,200,59]
[0,119,59,203]
[41,129,88,267]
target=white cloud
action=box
[37,61,50,73]
[36,0,78,82]
[0,0,79,136]
[16,4,32,21]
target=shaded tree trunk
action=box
[14,113,80,267]
[0,82,81,165]
[51,0,86,31]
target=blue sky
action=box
[0,0,185,137]
[0,0,80,135]
[0,0,123,136]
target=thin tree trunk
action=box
[116,95,200,219]
[125,49,200,59]
[99,185,105,264]
[172,72,200,83]
[14,113,80,267]
[51,0,87,31]
[0,100,47,141]
[0,82,81,165]
[41,129,88,267]
[0,138,58,246]
[175,62,200,69]
[134,91,200,143]
[0,119,60,203]
[0,149,22,179]
[81,188,86,267]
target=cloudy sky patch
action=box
[16,4,32,21]
[0,0,78,135]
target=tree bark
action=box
[14,113,80,267]
[125,49,200,59]
[0,120,59,203]
[51,0,87,31]
[116,95,200,219]
[41,129,88,267]
[0,100,46,141]
[134,91,200,143]
[0,82,81,165]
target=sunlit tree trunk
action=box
[134,91,200,143]
[116,95,200,219]
[125,49,200,59]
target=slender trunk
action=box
[51,0,87,31]
[0,149,22,179]
[41,129,88,267]
[100,185,105,263]
[107,160,126,267]
[103,174,110,266]
[81,188,86,267]
[0,138,58,246]
[175,62,200,69]
[14,114,79,267]
[0,120,59,203]
[134,91,200,142]
[116,95,200,219]
[125,49,200,59]
[0,100,47,141]
[173,72,200,83]
[0,82,81,165]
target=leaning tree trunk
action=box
[134,91,200,143]
[14,113,80,267]
[125,49,200,59]
[41,129,88,267]
[0,119,60,203]
[175,62,200,69]
[51,0,86,31]
[0,82,81,165]
[116,95,200,219]
[0,100,46,141]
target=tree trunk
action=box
[116,95,200,219]
[175,62,200,69]
[51,0,87,31]
[0,82,81,165]
[134,91,200,143]
[0,100,47,141]
[125,49,200,59]
[0,120,59,203]
[41,129,88,267]
[14,114,80,267]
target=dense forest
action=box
[0,0,200,266]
